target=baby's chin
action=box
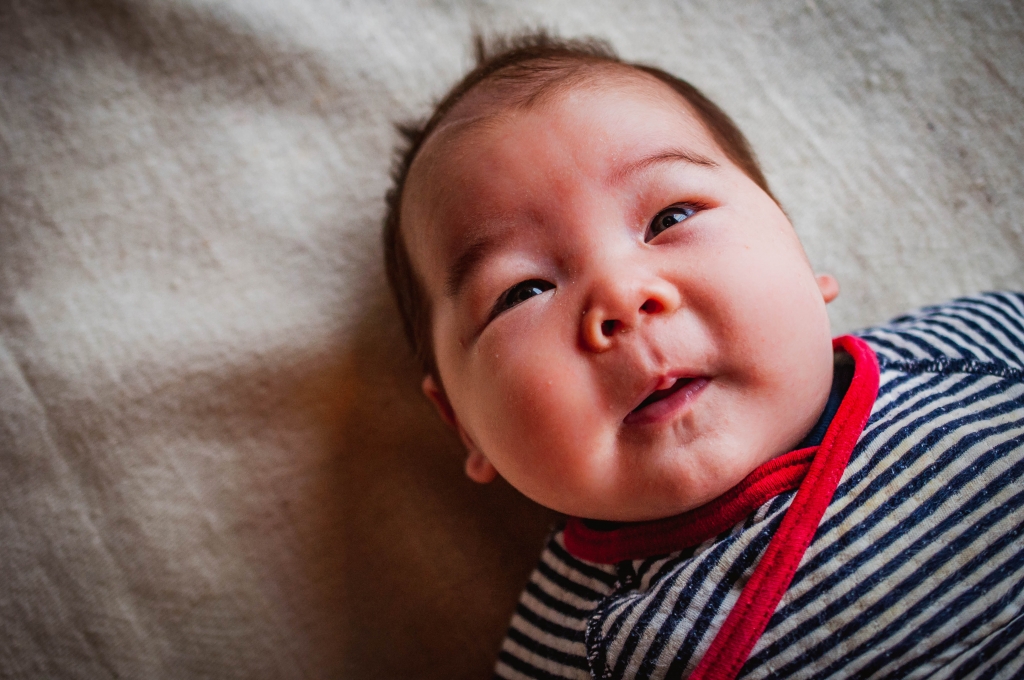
[553,475,738,524]
[559,436,795,522]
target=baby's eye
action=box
[645,204,699,242]
[492,279,554,317]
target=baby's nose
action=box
[581,279,680,352]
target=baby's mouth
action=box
[632,377,694,412]
[625,376,709,425]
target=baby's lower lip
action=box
[623,377,709,425]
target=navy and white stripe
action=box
[495,292,1024,680]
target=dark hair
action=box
[383,31,774,384]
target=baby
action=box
[384,33,1024,679]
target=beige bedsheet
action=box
[1,1,1022,677]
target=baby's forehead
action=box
[432,64,689,150]
[405,66,711,213]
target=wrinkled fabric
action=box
[1,1,1022,678]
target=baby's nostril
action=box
[641,299,663,314]
[601,320,618,337]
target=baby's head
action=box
[384,33,839,521]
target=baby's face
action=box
[403,73,837,521]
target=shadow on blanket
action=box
[318,291,556,677]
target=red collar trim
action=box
[562,335,879,565]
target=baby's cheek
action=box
[486,355,593,460]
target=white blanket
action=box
[1,1,1022,677]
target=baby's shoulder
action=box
[854,291,1024,377]
[494,527,617,680]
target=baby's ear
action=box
[816,274,839,304]
[465,450,498,484]
[422,374,458,429]
[421,375,498,484]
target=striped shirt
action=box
[495,292,1024,680]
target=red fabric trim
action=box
[563,447,816,563]
[688,335,879,680]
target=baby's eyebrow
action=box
[445,234,497,298]
[616,148,717,181]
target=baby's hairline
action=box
[418,60,650,147]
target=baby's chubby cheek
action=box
[484,348,591,445]
[453,331,616,483]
